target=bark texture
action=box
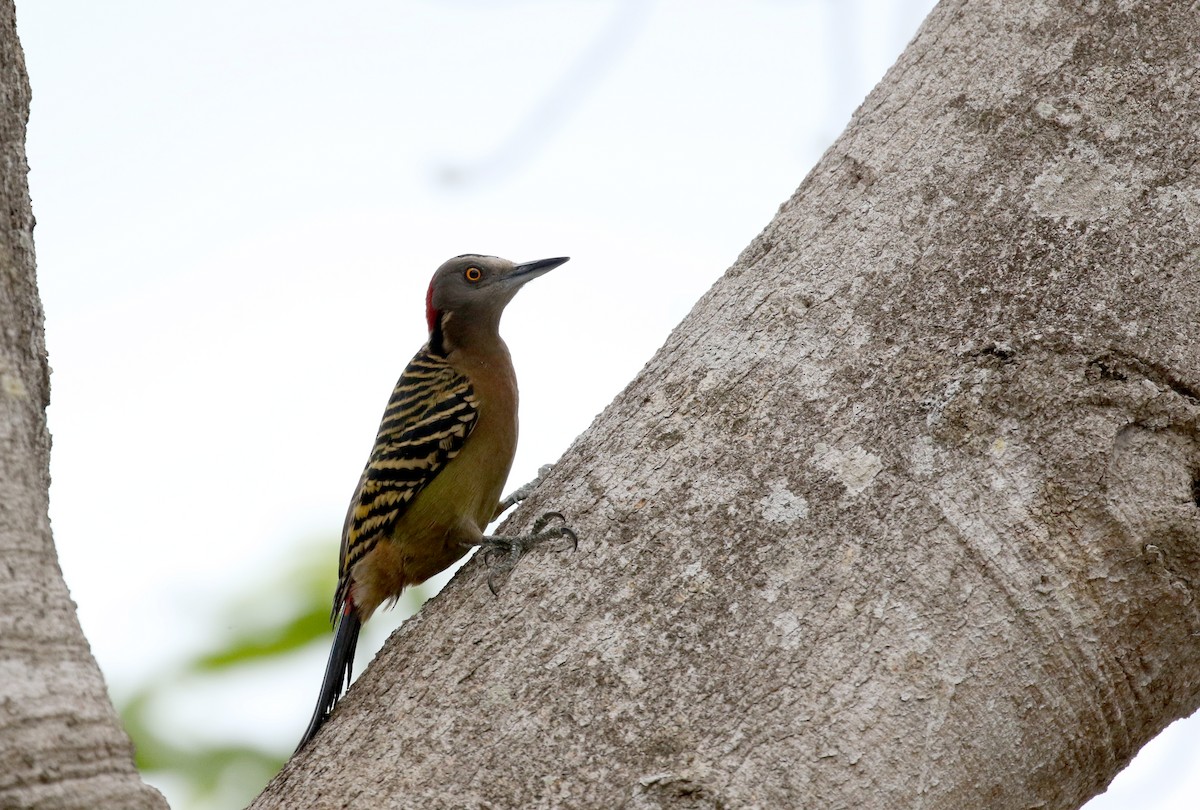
[0,3,167,808]
[261,1,1200,807]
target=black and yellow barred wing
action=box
[333,344,479,611]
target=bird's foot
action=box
[477,511,577,594]
[494,464,554,518]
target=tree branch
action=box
[259,1,1200,807]
[0,2,166,807]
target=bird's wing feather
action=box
[332,345,478,615]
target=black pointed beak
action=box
[507,256,570,284]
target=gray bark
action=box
[260,0,1200,807]
[0,3,167,808]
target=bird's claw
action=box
[531,511,563,533]
[528,511,577,553]
[478,511,578,594]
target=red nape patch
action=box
[425,281,439,333]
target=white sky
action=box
[15,2,1199,809]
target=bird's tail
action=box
[296,601,361,751]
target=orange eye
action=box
[464,267,482,282]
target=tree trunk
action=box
[260,0,1198,806]
[0,3,167,808]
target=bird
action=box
[296,254,576,750]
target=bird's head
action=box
[425,254,569,334]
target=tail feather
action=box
[296,602,362,751]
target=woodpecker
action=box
[297,254,575,750]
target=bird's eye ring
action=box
[465,267,482,283]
